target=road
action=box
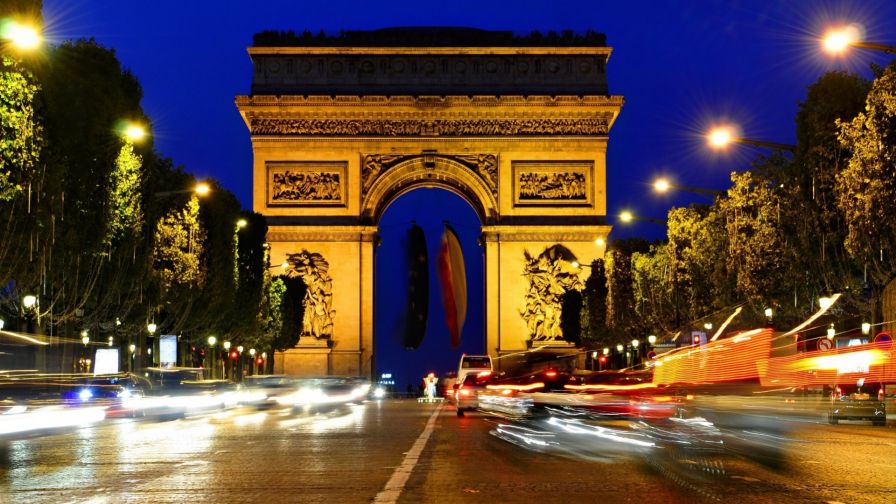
[1,400,894,503]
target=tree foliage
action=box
[105,143,143,244]
[837,63,896,289]
[0,56,41,200]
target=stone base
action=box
[274,338,332,376]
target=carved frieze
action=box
[512,161,593,207]
[361,153,497,199]
[267,161,346,206]
[249,117,611,136]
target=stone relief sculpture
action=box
[456,154,498,192]
[362,154,403,194]
[518,171,587,200]
[285,250,334,340]
[272,170,342,202]
[520,245,584,342]
[251,117,612,137]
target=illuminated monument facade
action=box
[236,28,622,376]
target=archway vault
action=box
[238,29,621,378]
[362,154,498,226]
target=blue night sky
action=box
[38,0,896,386]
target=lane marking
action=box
[374,404,442,504]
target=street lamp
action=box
[618,210,666,226]
[195,182,211,196]
[822,25,896,56]
[826,325,836,340]
[236,218,248,229]
[706,125,795,152]
[594,237,606,247]
[631,339,639,349]
[652,177,723,197]
[121,122,147,143]
[616,344,623,353]
[0,19,42,50]
[22,295,36,309]
[818,296,834,311]
[147,322,157,335]
[647,335,656,345]
[81,330,90,346]
[207,336,217,346]
[861,322,871,335]
[703,322,713,331]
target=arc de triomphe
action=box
[236,28,622,377]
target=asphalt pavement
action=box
[0,400,894,503]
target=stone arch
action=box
[361,156,498,226]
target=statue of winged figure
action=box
[285,250,334,340]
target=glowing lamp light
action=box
[818,296,833,311]
[280,261,289,269]
[1,20,42,50]
[261,352,267,359]
[764,308,773,318]
[861,322,871,335]
[823,25,860,55]
[653,178,670,193]
[223,341,231,350]
[124,124,146,142]
[647,335,657,345]
[195,182,211,196]
[571,261,580,268]
[237,345,244,353]
[704,322,713,331]
[707,127,734,149]
[236,218,248,229]
[602,347,610,356]
[22,295,37,309]
[619,211,634,223]
[249,348,256,356]
[631,339,640,348]
[107,336,113,347]
[827,325,836,340]
[147,322,157,334]
[129,344,136,353]
[591,351,598,359]
[207,336,217,346]
[594,237,606,247]
[616,344,624,352]
[81,335,90,346]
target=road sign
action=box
[817,338,833,352]
[874,332,892,350]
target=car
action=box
[454,371,497,416]
[828,380,886,426]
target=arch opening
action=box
[374,187,485,395]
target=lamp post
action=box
[706,126,795,152]
[207,336,217,379]
[618,210,667,226]
[223,341,231,379]
[652,177,723,197]
[249,348,256,376]
[237,346,244,382]
[822,25,896,56]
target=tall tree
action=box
[836,63,896,319]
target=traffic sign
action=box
[817,338,833,352]
[874,332,892,350]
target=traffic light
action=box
[230,351,238,360]
[692,335,701,346]
[598,356,607,364]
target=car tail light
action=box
[477,371,492,377]
[459,387,472,397]
[879,389,885,402]
[545,370,558,378]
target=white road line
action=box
[374,404,442,504]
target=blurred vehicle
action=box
[242,374,299,408]
[140,367,206,392]
[828,380,886,426]
[457,354,492,386]
[455,371,497,416]
[441,372,458,401]
[275,377,370,410]
[0,372,146,404]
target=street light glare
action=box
[653,178,670,193]
[195,182,211,196]
[22,295,37,309]
[594,237,606,247]
[124,124,146,142]
[619,210,634,223]
[823,25,860,55]
[570,261,580,268]
[1,20,42,50]
[236,218,248,228]
[707,127,734,149]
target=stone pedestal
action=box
[275,337,331,376]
